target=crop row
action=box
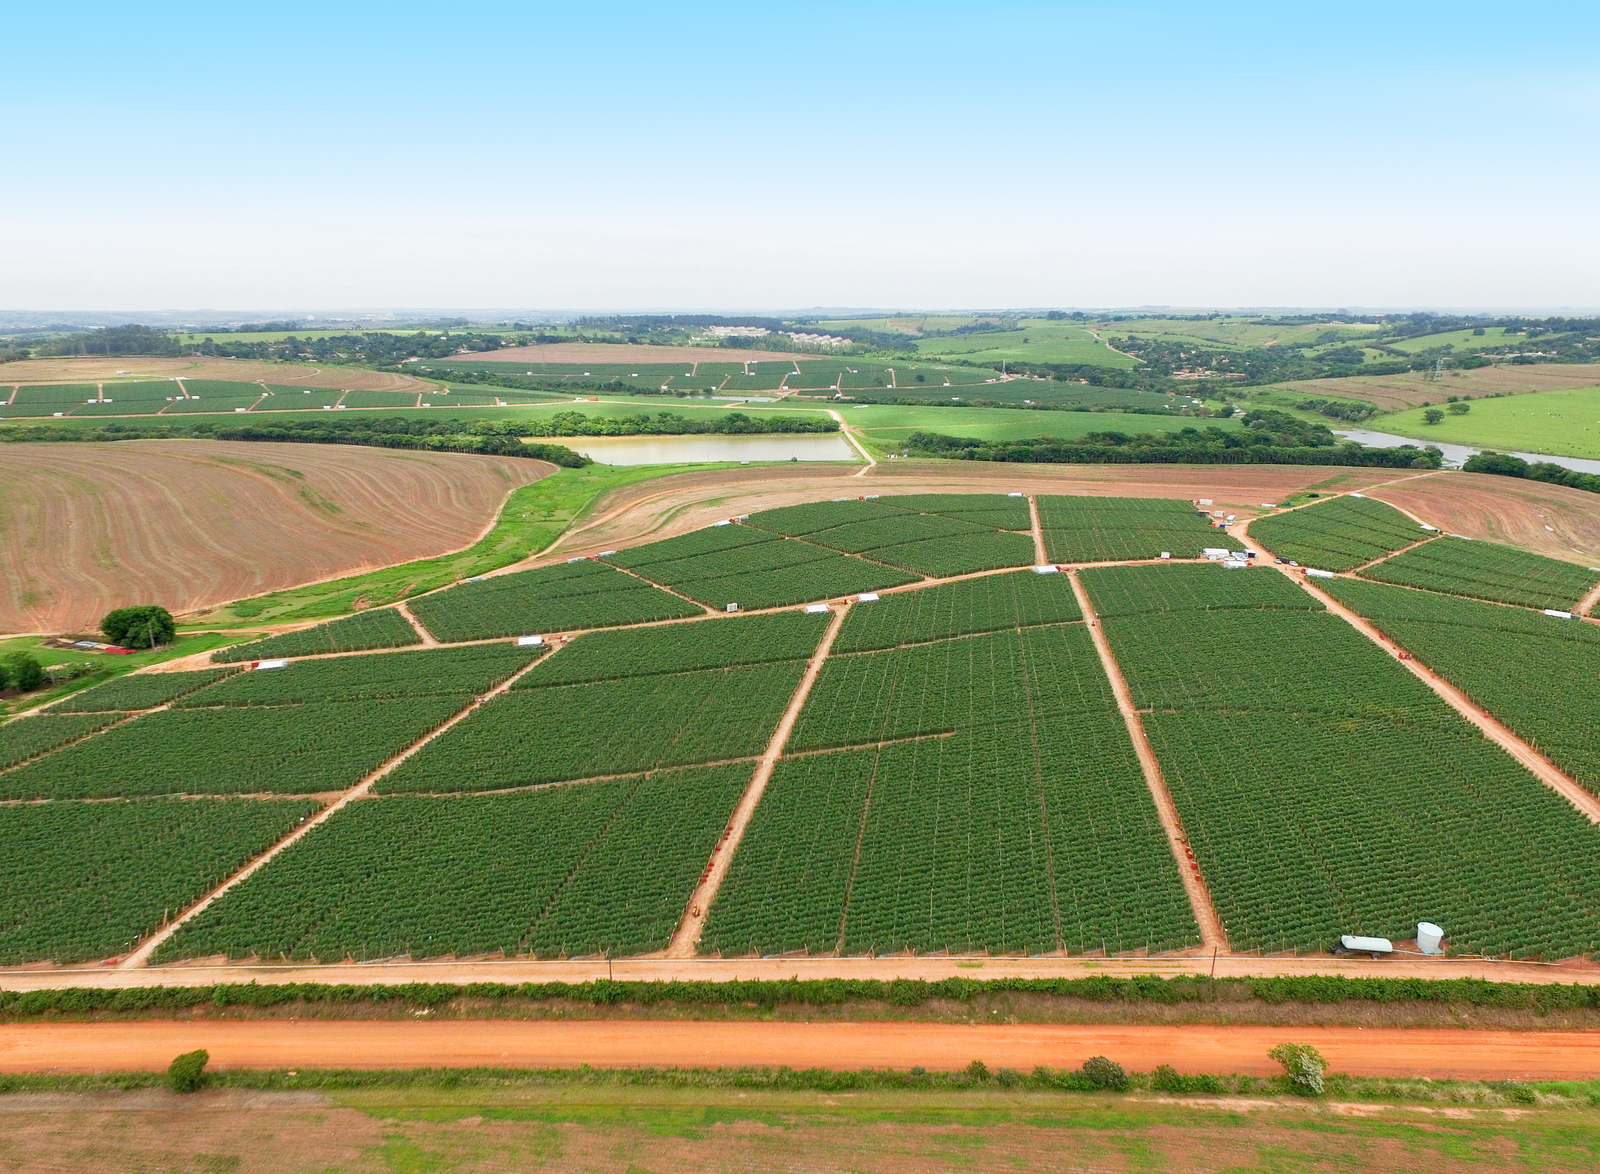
[862,531,1037,578]
[647,550,919,610]
[788,625,1113,751]
[179,643,540,707]
[213,609,421,663]
[0,798,317,966]
[409,560,701,643]
[513,610,829,687]
[0,713,120,770]
[834,570,1081,653]
[46,668,241,712]
[378,662,804,792]
[1081,562,1321,617]
[162,765,747,963]
[1324,577,1600,795]
[0,696,467,799]
[1038,495,1216,564]
[878,493,1033,531]
[1248,495,1431,571]
[1361,535,1600,612]
[606,523,779,567]
[1096,563,1600,957]
[792,511,994,554]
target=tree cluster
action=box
[1462,451,1600,497]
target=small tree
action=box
[1422,408,1445,425]
[1081,1055,1127,1091]
[1268,1042,1326,1096]
[1447,401,1470,415]
[165,1048,209,1093]
[2,652,43,692]
[101,605,176,649]
[965,1059,991,1081]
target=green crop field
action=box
[840,402,1240,448]
[1361,535,1598,611]
[1383,326,1523,354]
[1248,494,1434,571]
[178,643,538,706]
[1037,495,1217,563]
[0,713,121,769]
[833,570,1080,652]
[213,608,421,663]
[43,667,239,712]
[1378,385,1600,460]
[911,320,1140,368]
[1086,563,1600,958]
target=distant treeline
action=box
[904,410,1441,469]
[521,410,837,438]
[1464,451,1600,497]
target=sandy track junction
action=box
[0,441,550,633]
[3,1020,1597,1080]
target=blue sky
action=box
[3,1,1597,312]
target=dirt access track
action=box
[448,342,806,365]
[1274,362,1600,413]
[3,1020,1596,1080]
[0,441,550,634]
[1,355,432,392]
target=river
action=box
[1336,429,1600,476]
[566,433,858,465]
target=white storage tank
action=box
[1307,568,1336,579]
[1340,934,1393,955]
[857,592,880,603]
[804,604,831,614]
[1417,922,1444,955]
[516,635,544,647]
[1032,565,1059,575]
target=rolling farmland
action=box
[1248,494,1434,571]
[1038,495,1217,563]
[1359,535,1600,611]
[212,608,421,663]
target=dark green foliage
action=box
[1361,536,1599,611]
[100,605,176,649]
[965,1060,991,1081]
[1151,1064,1224,1093]
[744,499,915,536]
[1,652,44,691]
[409,561,701,643]
[633,538,918,610]
[1038,496,1217,563]
[178,643,538,706]
[876,493,1033,531]
[607,523,779,566]
[0,713,119,769]
[832,571,1081,653]
[44,669,239,713]
[165,1050,209,1092]
[0,697,467,799]
[1248,495,1434,571]
[1268,1043,1326,1095]
[1081,562,1321,618]
[1463,450,1600,498]
[1081,1055,1127,1090]
[0,799,316,964]
[212,609,421,663]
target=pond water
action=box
[563,433,859,465]
[1336,429,1600,475]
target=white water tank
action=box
[857,592,880,603]
[1032,565,1060,574]
[1417,922,1444,955]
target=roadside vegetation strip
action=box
[408,560,702,643]
[39,668,240,713]
[178,643,541,707]
[0,713,123,770]
[1037,495,1218,563]
[0,799,318,966]
[831,571,1081,653]
[1360,535,1600,612]
[0,697,469,801]
[1320,578,1600,796]
[1084,562,1600,959]
[211,608,420,664]
[1247,494,1437,571]
[377,662,807,794]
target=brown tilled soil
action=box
[449,343,805,365]
[0,441,549,633]
[1370,472,1600,564]
[1274,363,1600,412]
[1,356,432,391]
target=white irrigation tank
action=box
[1341,934,1393,954]
[1306,568,1335,579]
[1008,491,1024,497]
[597,550,616,558]
[1032,565,1060,575]
[805,604,831,614]
[1544,609,1574,620]
[1417,922,1444,955]
[1160,552,1172,559]
[725,602,740,613]
[857,592,880,603]
[516,635,544,647]
[1202,548,1229,560]
[1221,558,1248,569]
[253,659,289,671]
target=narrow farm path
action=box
[666,604,850,958]
[1577,578,1600,618]
[1028,494,1048,565]
[115,650,562,969]
[393,601,437,646]
[1067,570,1229,951]
[1347,534,1438,574]
[1237,520,1600,825]
[826,407,877,476]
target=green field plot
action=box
[10,384,101,406]
[1361,535,1599,611]
[609,522,785,563]
[1248,495,1435,571]
[181,644,538,707]
[379,662,802,792]
[1377,385,1600,461]
[787,512,995,555]
[69,399,168,416]
[874,492,1033,531]
[718,363,794,392]
[0,696,465,799]
[1090,563,1600,957]
[0,713,120,769]
[409,560,703,643]
[171,379,266,398]
[1383,325,1522,354]
[512,610,828,686]
[1324,577,1600,795]
[262,385,345,410]
[862,530,1037,578]
[163,394,263,414]
[161,765,744,963]
[431,390,499,406]
[742,499,912,537]
[879,363,1003,388]
[914,320,1138,368]
[1038,496,1217,563]
[212,608,422,664]
[1082,562,1322,618]
[91,380,180,404]
[44,668,239,712]
[833,571,1081,653]
[0,798,318,966]
[790,625,1108,751]
[340,390,421,409]
[788,362,849,390]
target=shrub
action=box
[1423,408,1445,425]
[101,606,176,649]
[1447,402,1470,415]
[1150,1064,1224,1094]
[995,1067,1021,1088]
[165,1049,209,1093]
[1488,1080,1537,1105]
[1268,1042,1327,1096]
[964,1059,990,1081]
[1081,1055,1127,1091]
[2,653,43,693]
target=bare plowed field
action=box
[1371,473,1600,564]
[0,442,549,633]
[446,343,804,365]
[2,357,431,392]
[1275,363,1600,412]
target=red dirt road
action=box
[3,1020,1597,1080]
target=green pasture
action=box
[1383,326,1525,354]
[0,631,244,718]
[1379,385,1600,460]
[841,402,1245,451]
[814,315,990,334]
[914,320,1138,367]
[1107,316,1380,349]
